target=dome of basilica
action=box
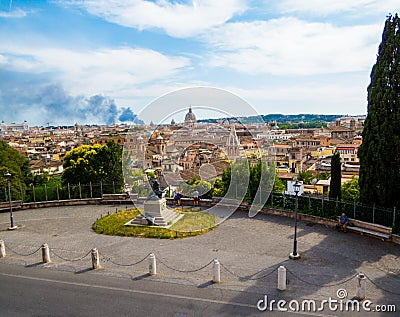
[184,107,197,124]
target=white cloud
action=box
[204,17,381,75]
[223,77,369,115]
[62,0,246,37]
[0,8,28,18]
[274,0,399,16]
[0,45,190,96]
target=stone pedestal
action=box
[127,197,182,227]
[143,198,167,218]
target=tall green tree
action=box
[358,14,400,208]
[62,142,123,186]
[0,141,32,197]
[329,151,341,200]
[273,176,286,193]
[218,159,275,203]
[298,171,314,185]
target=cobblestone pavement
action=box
[0,204,399,311]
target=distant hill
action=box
[198,114,343,124]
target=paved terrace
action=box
[0,204,399,314]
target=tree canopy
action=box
[358,14,400,209]
[216,159,275,203]
[341,176,360,202]
[62,141,123,186]
[0,141,32,195]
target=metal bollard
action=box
[42,243,51,263]
[213,259,221,283]
[355,272,366,300]
[91,248,101,270]
[277,266,286,290]
[0,240,5,258]
[149,253,157,275]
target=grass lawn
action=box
[92,208,216,239]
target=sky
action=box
[0,0,399,125]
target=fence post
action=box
[56,185,60,201]
[32,185,36,202]
[149,253,157,275]
[19,184,23,203]
[79,182,82,199]
[42,243,51,263]
[0,240,5,258]
[113,181,116,194]
[45,184,48,201]
[91,248,101,269]
[100,182,103,196]
[355,273,366,300]
[68,183,71,200]
[353,200,356,219]
[277,266,286,290]
[90,182,93,198]
[321,194,324,214]
[213,259,221,283]
[271,191,274,207]
[373,204,375,223]
[393,207,396,228]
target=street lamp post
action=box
[289,180,301,260]
[4,172,17,230]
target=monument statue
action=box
[147,179,165,200]
[126,175,182,227]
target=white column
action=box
[149,253,157,275]
[213,259,221,283]
[277,266,286,290]
[0,240,5,258]
[91,248,101,270]
[42,243,51,263]
[355,272,367,299]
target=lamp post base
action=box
[8,226,18,231]
[289,252,301,260]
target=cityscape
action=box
[0,109,365,197]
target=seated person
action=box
[338,213,349,232]
[124,184,131,198]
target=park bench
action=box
[102,193,128,200]
[0,200,22,212]
[101,193,138,202]
[343,218,392,241]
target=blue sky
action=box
[0,0,398,125]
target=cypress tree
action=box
[358,14,400,208]
[329,151,342,200]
